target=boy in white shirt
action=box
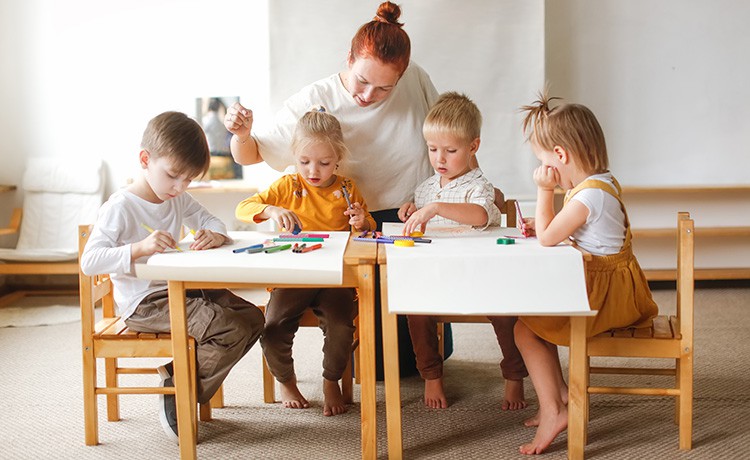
[81,111,264,442]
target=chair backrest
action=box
[78,224,116,333]
[676,212,695,343]
[19,158,105,254]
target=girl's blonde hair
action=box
[423,91,482,143]
[521,89,608,174]
[291,107,349,162]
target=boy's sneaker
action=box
[157,363,179,444]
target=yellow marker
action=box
[141,223,182,251]
[394,239,415,247]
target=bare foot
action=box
[519,405,568,455]
[279,377,309,409]
[322,378,347,416]
[501,379,527,411]
[524,410,540,427]
[424,378,448,409]
[525,387,567,427]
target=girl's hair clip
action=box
[311,105,326,113]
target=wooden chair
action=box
[258,305,360,404]
[436,199,518,355]
[586,212,694,449]
[0,159,105,304]
[78,225,222,446]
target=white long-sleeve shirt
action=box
[81,189,230,319]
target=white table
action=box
[377,224,595,459]
[136,231,379,459]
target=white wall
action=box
[546,0,750,186]
[0,0,271,228]
[268,0,545,199]
[3,0,749,233]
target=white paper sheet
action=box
[383,223,592,316]
[135,231,349,285]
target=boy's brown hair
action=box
[521,90,609,174]
[141,111,210,179]
[423,92,482,143]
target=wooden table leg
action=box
[380,266,403,460]
[168,281,197,459]
[568,316,588,460]
[358,264,377,459]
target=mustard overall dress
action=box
[520,178,658,346]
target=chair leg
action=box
[188,340,201,432]
[104,357,120,421]
[437,322,445,358]
[353,324,361,385]
[199,403,212,422]
[210,385,225,409]
[342,356,353,404]
[82,352,99,445]
[262,355,276,403]
[678,355,693,450]
[584,356,590,446]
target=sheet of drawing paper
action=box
[135,231,349,285]
[383,223,591,316]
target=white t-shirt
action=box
[80,189,230,319]
[255,61,439,211]
[414,168,501,229]
[569,172,626,255]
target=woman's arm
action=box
[225,102,263,165]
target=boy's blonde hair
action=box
[291,107,349,162]
[521,90,608,174]
[141,111,210,179]
[423,92,482,143]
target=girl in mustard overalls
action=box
[513,92,657,455]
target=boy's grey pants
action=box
[126,289,265,403]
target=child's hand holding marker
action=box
[341,184,371,232]
[514,201,535,238]
[264,206,303,235]
[137,223,181,256]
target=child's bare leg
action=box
[524,341,568,426]
[424,377,448,409]
[514,322,568,454]
[279,376,310,409]
[502,379,527,411]
[322,378,347,416]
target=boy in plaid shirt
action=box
[397,92,528,411]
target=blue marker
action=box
[232,243,265,253]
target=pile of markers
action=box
[232,233,327,254]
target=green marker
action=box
[496,237,515,245]
[265,243,292,253]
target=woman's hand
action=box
[225,102,253,141]
[345,202,370,231]
[397,202,417,222]
[190,229,226,250]
[264,206,303,233]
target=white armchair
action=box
[0,158,105,303]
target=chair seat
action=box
[0,248,78,262]
[588,315,683,358]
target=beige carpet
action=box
[0,286,747,459]
[0,295,80,327]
